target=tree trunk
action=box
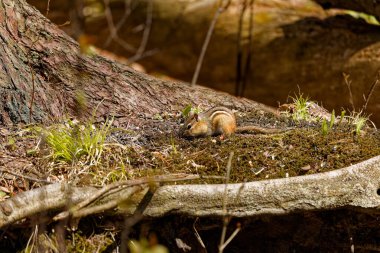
[25,0,380,126]
[0,0,273,126]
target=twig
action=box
[103,0,135,52]
[218,151,234,253]
[0,168,51,184]
[235,0,247,96]
[240,0,255,97]
[220,225,241,251]
[70,0,85,40]
[126,48,159,63]
[105,0,132,47]
[62,185,143,221]
[54,173,199,220]
[191,0,231,86]
[46,0,51,17]
[25,225,38,253]
[343,73,355,111]
[127,0,153,63]
[120,186,157,253]
[193,217,207,249]
[362,71,379,112]
[57,21,71,27]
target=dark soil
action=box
[1,109,380,189]
[113,110,380,184]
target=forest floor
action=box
[1,105,379,195]
[1,103,380,252]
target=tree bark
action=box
[0,0,273,126]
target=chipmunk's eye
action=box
[187,124,191,129]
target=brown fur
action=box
[182,106,292,138]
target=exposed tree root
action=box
[2,156,380,228]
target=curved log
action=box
[1,155,380,228]
[143,155,380,217]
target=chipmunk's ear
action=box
[194,113,199,121]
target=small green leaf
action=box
[182,105,193,117]
[329,110,335,129]
[321,119,328,136]
[0,191,7,198]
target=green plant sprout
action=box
[346,111,371,136]
[321,110,336,136]
[329,110,335,129]
[290,93,311,121]
[182,105,202,118]
[42,117,113,164]
[321,119,328,136]
[338,110,346,124]
[128,238,168,253]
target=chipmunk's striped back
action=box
[208,107,236,136]
[205,107,235,121]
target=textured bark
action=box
[0,0,273,126]
[1,155,380,228]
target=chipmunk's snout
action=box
[182,129,195,139]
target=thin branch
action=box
[343,73,355,111]
[362,71,379,112]
[220,225,241,251]
[114,36,137,53]
[240,0,255,97]
[46,0,51,17]
[66,185,143,220]
[126,48,159,64]
[0,168,51,184]
[235,0,247,96]
[193,217,207,249]
[103,0,135,52]
[69,0,86,40]
[105,0,132,47]
[218,151,234,253]
[191,0,231,86]
[120,186,157,253]
[127,0,153,63]
[53,173,199,221]
[25,225,38,253]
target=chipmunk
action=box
[182,106,291,138]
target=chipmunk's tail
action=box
[236,125,294,134]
